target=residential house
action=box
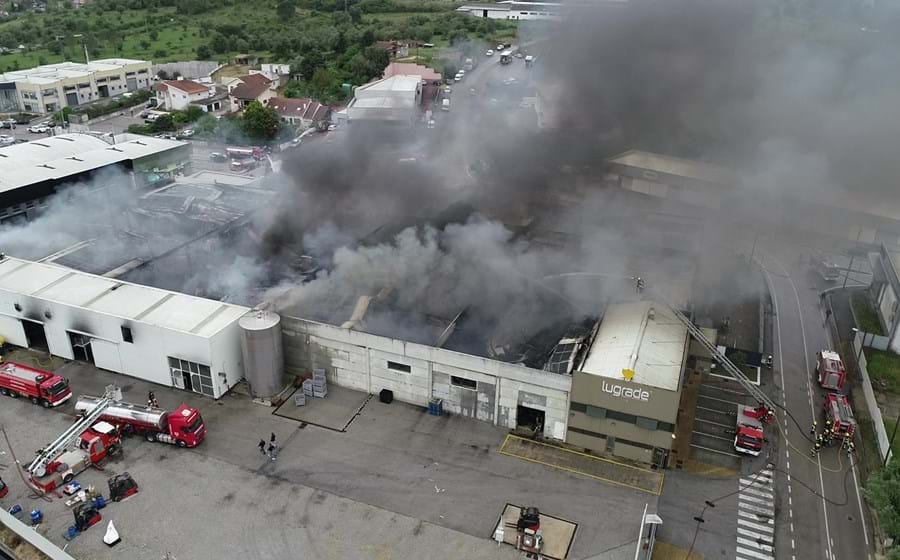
[268,97,331,129]
[260,64,292,86]
[228,74,275,112]
[155,79,215,111]
[232,54,260,66]
[373,40,423,60]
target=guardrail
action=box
[0,507,76,560]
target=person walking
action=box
[258,439,266,455]
[810,420,817,436]
[267,441,277,462]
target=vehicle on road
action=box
[823,393,857,439]
[525,55,535,68]
[28,123,50,133]
[811,251,840,281]
[500,50,513,65]
[486,50,494,57]
[230,159,259,172]
[463,58,474,71]
[209,152,227,162]
[226,146,265,160]
[734,404,765,456]
[454,74,463,82]
[0,362,72,407]
[0,135,14,146]
[427,119,435,129]
[815,350,846,390]
[177,128,194,139]
[75,395,206,448]
[30,421,122,492]
[497,44,506,51]
[444,85,451,95]
[441,99,450,112]
[143,110,168,124]
[0,119,15,129]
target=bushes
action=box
[72,88,153,120]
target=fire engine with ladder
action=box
[26,385,123,492]
[648,287,777,456]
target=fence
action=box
[854,330,893,462]
[848,291,892,351]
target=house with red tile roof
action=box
[227,73,276,112]
[155,79,216,111]
[268,97,331,129]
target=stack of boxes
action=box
[302,368,328,400]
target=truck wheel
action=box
[176,440,187,448]
[29,396,39,405]
[41,399,51,408]
[8,391,16,398]
[145,433,157,443]
[63,473,73,483]
[0,388,8,396]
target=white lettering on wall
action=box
[602,381,650,402]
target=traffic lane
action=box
[779,245,872,560]
[760,247,829,560]
[766,244,870,560]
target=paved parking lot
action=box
[0,354,652,559]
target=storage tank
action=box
[75,395,168,430]
[239,310,285,399]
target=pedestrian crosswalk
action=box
[736,469,776,560]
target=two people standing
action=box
[259,433,278,461]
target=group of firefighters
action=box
[810,419,855,456]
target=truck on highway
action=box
[734,404,765,456]
[0,362,72,407]
[30,421,122,492]
[75,395,206,448]
[499,50,513,65]
[815,350,846,391]
[823,393,857,439]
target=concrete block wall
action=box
[281,315,571,439]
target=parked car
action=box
[28,123,50,133]
[0,135,14,146]
[177,128,194,139]
[209,152,227,162]
[486,49,494,56]
[497,44,505,51]
[426,119,435,129]
[0,119,15,129]
[444,85,451,95]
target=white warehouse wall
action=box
[282,315,572,439]
[0,290,238,398]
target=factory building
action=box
[566,301,689,467]
[0,133,190,222]
[343,75,423,125]
[0,59,152,114]
[0,256,249,398]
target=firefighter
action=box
[810,421,817,436]
[847,441,856,455]
[811,441,822,456]
[825,419,833,432]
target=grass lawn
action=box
[883,418,900,461]
[864,347,900,394]
[851,292,885,335]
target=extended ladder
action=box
[27,385,120,477]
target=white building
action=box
[0,58,152,114]
[155,79,216,111]
[259,64,291,85]
[0,256,249,398]
[456,1,564,20]
[345,75,422,125]
[0,133,190,222]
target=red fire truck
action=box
[29,421,122,492]
[0,362,71,407]
[816,350,846,391]
[824,393,857,439]
[734,405,765,456]
[74,396,206,448]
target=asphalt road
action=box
[758,238,871,560]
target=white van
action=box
[441,99,450,112]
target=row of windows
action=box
[567,426,655,451]
[385,361,479,391]
[570,401,674,432]
[168,356,215,396]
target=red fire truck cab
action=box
[734,405,765,456]
[31,422,122,492]
[824,393,857,439]
[75,396,206,448]
[816,350,846,391]
[0,362,71,407]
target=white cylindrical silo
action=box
[239,310,285,399]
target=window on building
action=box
[168,357,214,396]
[635,416,658,431]
[570,402,587,413]
[586,405,607,419]
[451,376,477,390]
[387,361,411,373]
[606,409,638,424]
[121,326,133,343]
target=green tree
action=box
[194,114,218,137]
[153,114,175,132]
[277,0,297,19]
[140,39,152,50]
[241,100,279,141]
[196,44,212,59]
[866,461,900,559]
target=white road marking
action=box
[736,545,775,560]
[738,518,775,533]
[738,527,774,543]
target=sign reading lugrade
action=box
[602,381,651,402]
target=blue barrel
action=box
[428,398,443,416]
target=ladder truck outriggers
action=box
[655,292,777,456]
[26,385,123,492]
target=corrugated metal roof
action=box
[0,256,249,338]
[580,301,687,391]
[607,149,736,186]
[0,134,187,193]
